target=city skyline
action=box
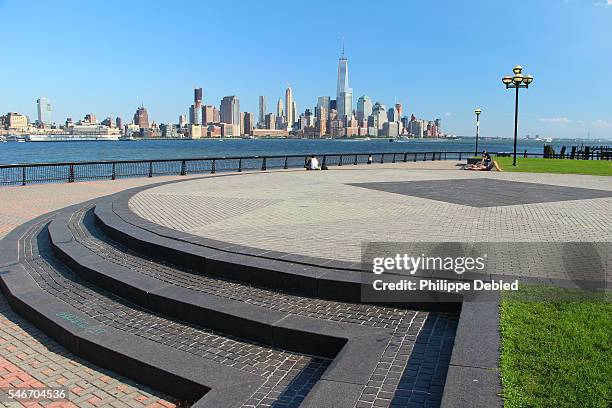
[1,0,611,139]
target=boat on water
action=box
[5,134,27,142]
[26,133,120,142]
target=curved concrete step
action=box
[96,191,462,309]
[0,214,331,407]
[49,204,459,407]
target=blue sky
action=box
[1,0,611,139]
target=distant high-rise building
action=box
[276,98,284,118]
[336,46,352,118]
[265,113,276,130]
[5,113,28,130]
[202,105,215,124]
[213,107,220,123]
[388,107,400,123]
[285,87,294,127]
[115,117,122,130]
[191,87,203,125]
[189,105,200,125]
[317,96,330,111]
[291,101,297,126]
[84,113,97,124]
[243,112,254,135]
[368,102,388,132]
[337,91,353,120]
[133,106,149,129]
[357,95,372,122]
[179,114,187,128]
[258,96,266,125]
[382,122,399,138]
[316,107,327,137]
[395,103,403,119]
[194,87,203,104]
[220,96,240,126]
[36,97,51,126]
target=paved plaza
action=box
[0,161,610,407]
[129,164,612,279]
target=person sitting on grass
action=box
[307,155,321,170]
[465,150,503,171]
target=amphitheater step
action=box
[0,214,331,407]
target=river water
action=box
[0,138,570,165]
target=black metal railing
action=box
[0,149,603,186]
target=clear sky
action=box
[1,0,611,139]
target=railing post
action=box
[392,153,396,163]
[444,151,447,160]
[261,157,267,171]
[423,153,427,161]
[322,155,327,169]
[403,152,408,162]
[148,162,153,177]
[338,155,343,166]
[111,163,116,180]
[459,152,462,160]
[180,160,186,176]
[432,152,436,161]
[413,153,417,162]
[354,154,358,165]
[284,156,288,169]
[22,167,26,186]
[380,154,384,164]
[211,159,216,174]
[238,158,242,172]
[69,164,75,183]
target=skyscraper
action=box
[220,96,240,126]
[276,98,284,118]
[258,96,266,125]
[369,102,388,132]
[316,107,327,137]
[115,117,122,130]
[265,113,276,130]
[202,105,215,124]
[243,112,254,136]
[317,96,330,111]
[190,87,203,125]
[133,106,149,129]
[336,46,352,118]
[388,107,399,123]
[395,103,403,119]
[357,96,372,122]
[285,87,294,128]
[36,97,51,126]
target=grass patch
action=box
[500,285,611,407]
[494,157,612,176]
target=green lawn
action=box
[493,157,612,176]
[500,285,612,408]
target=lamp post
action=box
[502,65,533,166]
[474,109,482,156]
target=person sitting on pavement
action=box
[307,155,321,170]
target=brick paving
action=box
[0,175,206,408]
[130,166,612,275]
